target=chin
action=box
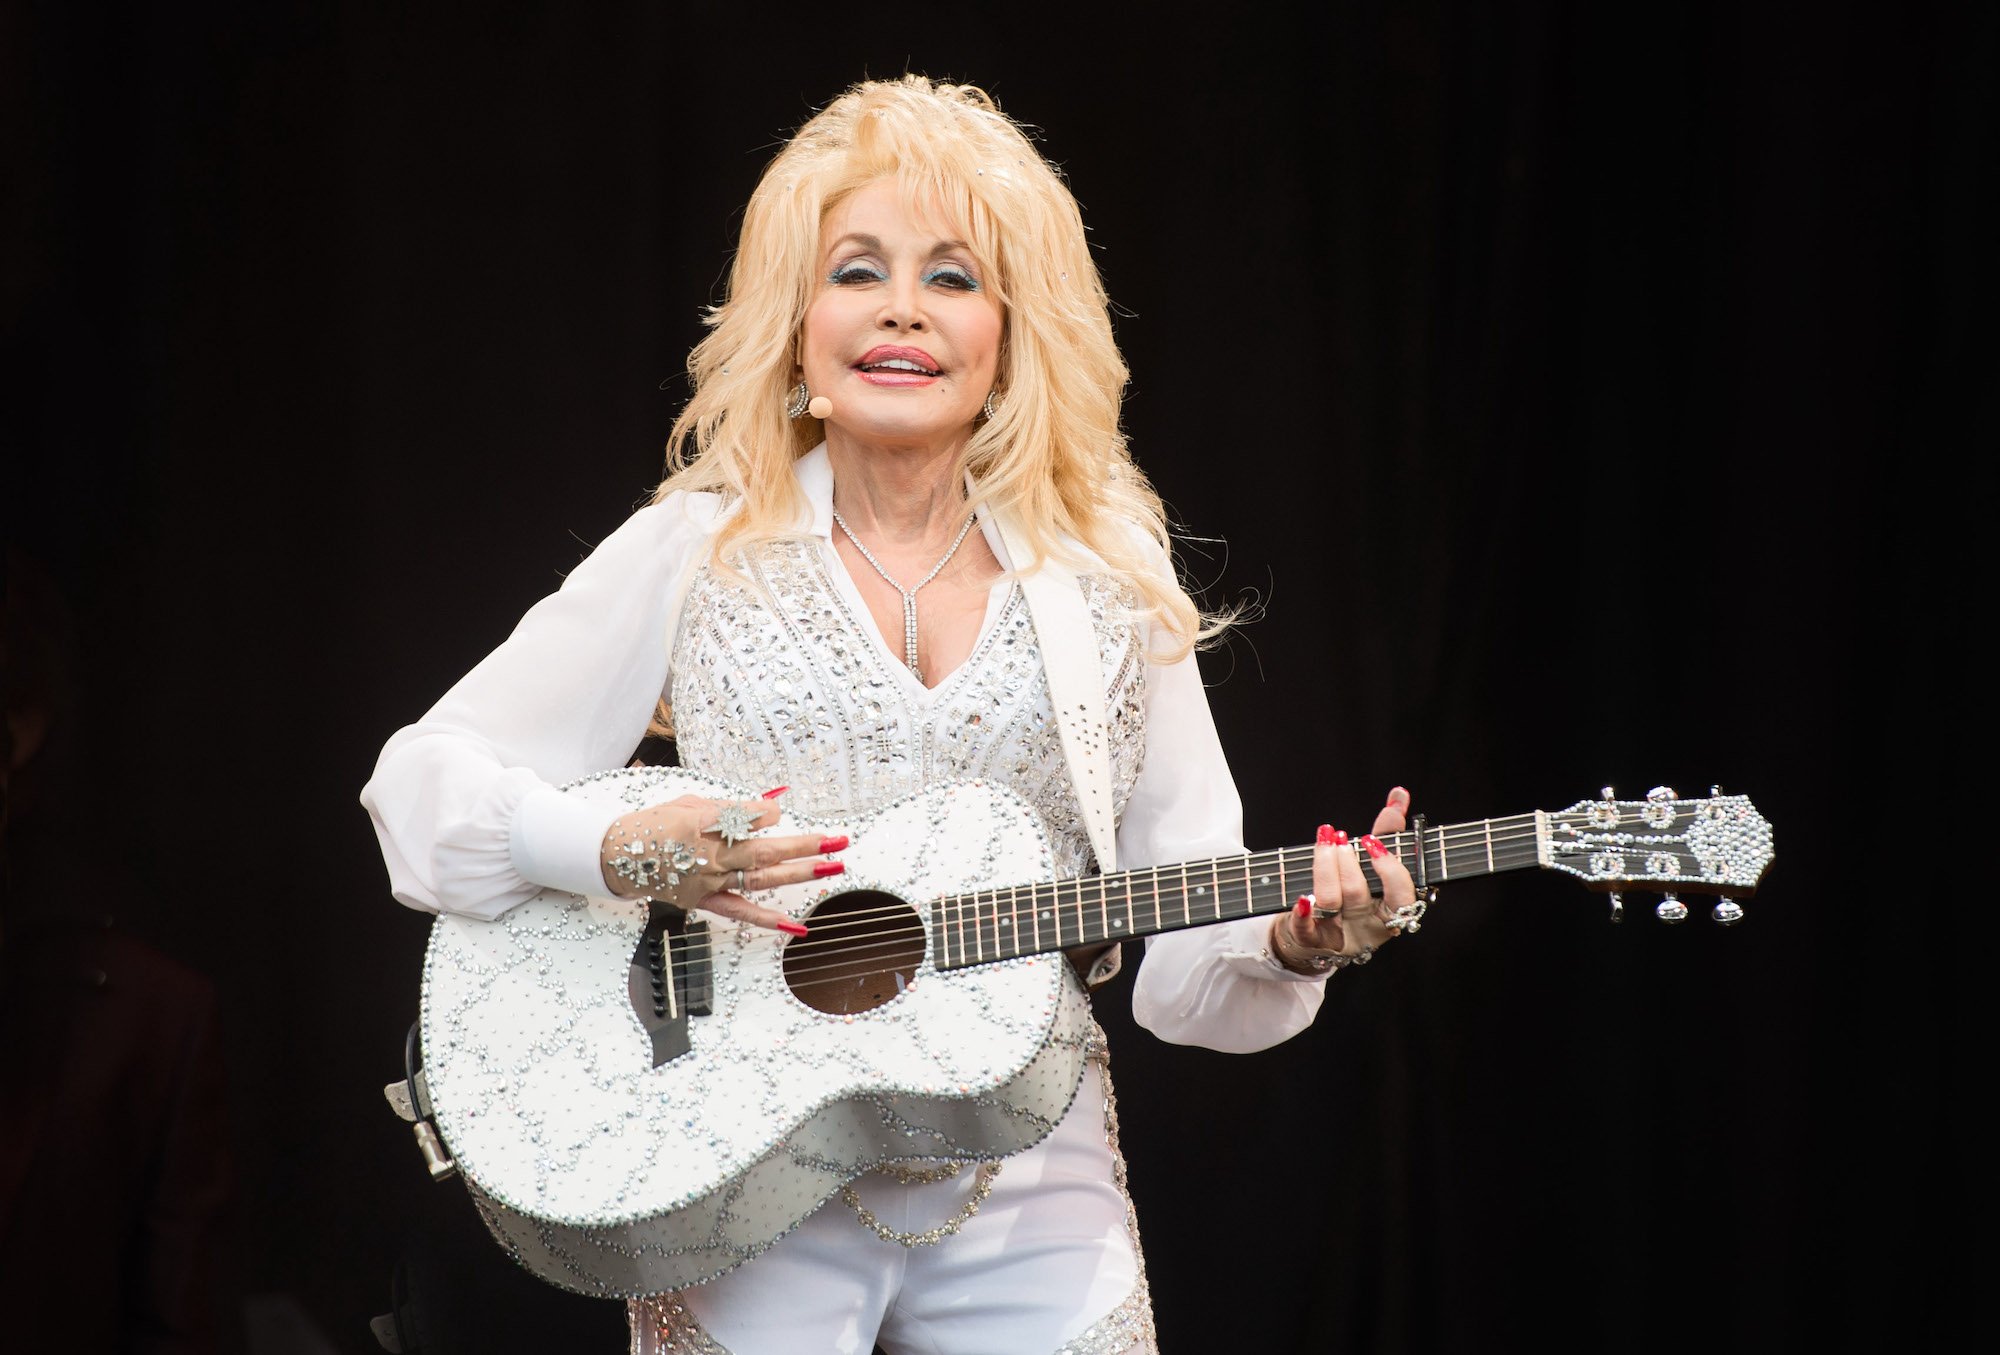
[833,406,975,446]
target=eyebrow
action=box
[825,233,975,261]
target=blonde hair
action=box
[654,74,1216,659]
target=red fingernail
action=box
[776,921,809,936]
[1316,824,1336,845]
[813,861,845,878]
[760,785,789,799]
[1333,829,1349,847]
[1361,835,1388,860]
[819,835,849,853]
[1295,895,1312,918]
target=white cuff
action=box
[508,784,626,900]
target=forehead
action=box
[819,179,972,254]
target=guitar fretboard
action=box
[931,813,1543,970]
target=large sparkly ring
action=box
[1385,886,1435,935]
[708,802,759,845]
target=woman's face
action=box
[799,179,1003,449]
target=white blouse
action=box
[361,449,1330,1054]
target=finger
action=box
[740,856,848,891]
[693,891,809,936]
[1302,824,1349,951]
[1370,785,1410,838]
[1359,832,1415,924]
[720,830,850,871]
[1334,833,1372,915]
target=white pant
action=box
[629,1061,1157,1355]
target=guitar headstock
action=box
[1538,786,1773,924]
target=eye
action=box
[828,262,887,286]
[923,266,980,292]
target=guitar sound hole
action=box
[782,890,925,1015]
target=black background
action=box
[6,2,1979,1351]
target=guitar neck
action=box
[931,812,1545,971]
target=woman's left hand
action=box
[1271,786,1416,970]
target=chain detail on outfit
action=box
[838,1160,1002,1246]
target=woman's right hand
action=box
[598,791,847,934]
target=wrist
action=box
[1268,916,1336,976]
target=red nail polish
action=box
[813,861,845,878]
[1332,829,1349,847]
[760,785,790,799]
[776,921,809,937]
[1361,835,1388,860]
[1316,824,1336,846]
[1295,895,1312,919]
[819,834,849,853]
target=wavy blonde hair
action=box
[654,75,1215,659]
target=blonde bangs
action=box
[655,75,1222,661]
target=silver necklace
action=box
[830,506,979,683]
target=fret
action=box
[1070,875,1086,949]
[1484,818,1495,874]
[1179,860,1191,928]
[1147,865,1163,939]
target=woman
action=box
[363,76,1417,1355]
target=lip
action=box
[853,345,942,386]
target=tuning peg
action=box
[1655,892,1689,924]
[1647,786,1677,803]
[1600,785,1616,801]
[1606,891,1625,923]
[1712,899,1746,926]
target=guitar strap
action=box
[993,513,1120,874]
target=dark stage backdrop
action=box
[6,4,1978,1352]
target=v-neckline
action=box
[818,539,1012,699]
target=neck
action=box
[824,432,968,543]
[928,812,1549,970]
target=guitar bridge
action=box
[629,904,712,1066]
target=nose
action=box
[877,275,927,332]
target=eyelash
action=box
[827,263,981,293]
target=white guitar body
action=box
[420,767,1094,1298]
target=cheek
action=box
[801,293,863,367]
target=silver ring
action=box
[732,868,749,893]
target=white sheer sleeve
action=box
[1121,642,1331,1055]
[360,493,720,921]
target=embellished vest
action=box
[668,537,1147,881]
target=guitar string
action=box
[708,813,1670,929]
[684,816,1706,940]
[636,810,1748,986]
[662,855,1720,989]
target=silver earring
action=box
[981,390,1000,421]
[786,381,810,419]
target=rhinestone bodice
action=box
[669,538,1146,877]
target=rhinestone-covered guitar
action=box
[407,769,1772,1296]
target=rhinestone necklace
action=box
[830,506,979,683]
